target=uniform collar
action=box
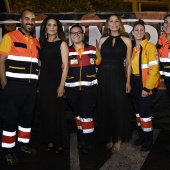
[18,28,33,38]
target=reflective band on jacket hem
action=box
[18,137,29,143]
[8,55,38,63]
[159,57,170,62]
[65,79,97,87]
[6,72,38,79]
[2,142,15,148]
[160,71,170,77]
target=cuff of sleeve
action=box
[143,87,150,92]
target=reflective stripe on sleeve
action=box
[149,60,159,66]
[141,64,149,69]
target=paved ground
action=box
[70,129,160,170]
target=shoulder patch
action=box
[154,52,158,58]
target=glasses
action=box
[70,31,83,36]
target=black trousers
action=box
[66,87,97,147]
[1,82,36,150]
[131,74,154,145]
[164,80,170,99]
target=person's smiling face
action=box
[132,24,145,41]
[163,16,170,35]
[70,27,84,44]
[20,10,35,35]
[108,15,120,33]
[46,19,58,36]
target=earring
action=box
[108,29,110,35]
[45,32,47,38]
[55,33,58,38]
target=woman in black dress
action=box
[97,15,132,153]
[39,16,69,153]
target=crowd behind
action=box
[0,9,170,167]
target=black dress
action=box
[97,35,131,143]
[39,40,69,148]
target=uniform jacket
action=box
[157,33,170,81]
[4,30,40,84]
[65,43,100,91]
[133,39,160,94]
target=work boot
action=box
[5,153,20,167]
[19,144,37,156]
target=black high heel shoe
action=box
[47,146,54,151]
[47,143,54,151]
[56,147,63,154]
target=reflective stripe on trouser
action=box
[135,113,152,132]
[18,126,31,143]
[1,83,36,149]
[2,131,16,148]
[65,87,97,146]
[131,74,154,145]
[76,116,94,134]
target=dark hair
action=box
[70,24,84,33]
[39,16,65,46]
[133,19,145,30]
[164,14,170,22]
[20,9,34,19]
[132,19,146,41]
[102,14,125,37]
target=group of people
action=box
[0,8,170,167]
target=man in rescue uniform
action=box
[157,14,170,98]
[157,14,170,151]
[0,9,40,166]
[65,25,101,154]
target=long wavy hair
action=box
[39,16,65,46]
[102,14,125,37]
